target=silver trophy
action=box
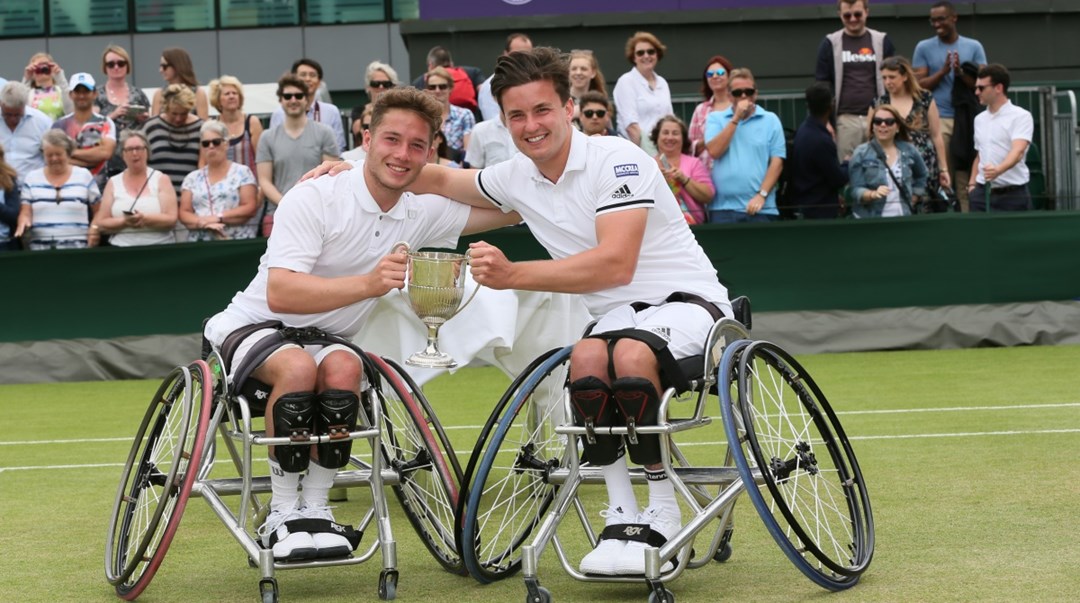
[395,242,480,368]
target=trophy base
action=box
[406,351,459,369]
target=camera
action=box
[34,64,52,75]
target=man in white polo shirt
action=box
[967,63,1032,211]
[203,87,518,563]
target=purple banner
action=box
[418,0,939,20]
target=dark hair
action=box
[931,1,956,15]
[978,63,1011,93]
[370,87,443,145]
[162,48,198,87]
[699,55,734,100]
[491,47,571,108]
[649,115,690,154]
[505,33,532,52]
[805,82,834,118]
[426,46,452,68]
[276,74,308,98]
[291,58,324,80]
[579,90,610,111]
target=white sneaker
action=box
[579,505,636,575]
[612,505,681,575]
[258,502,317,561]
[301,504,353,558]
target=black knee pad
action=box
[314,389,360,470]
[569,376,624,466]
[272,391,315,473]
[612,377,662,466]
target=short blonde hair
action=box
[424,66,454,91]
[208,75,244,112]
[101,45,132,76]
[161,83,196,112]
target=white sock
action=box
[602,454,638,517]
[301,462,338,508]
[645,468,678,515]
[268,458,301,512]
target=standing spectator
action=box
[478,33,535,121]
[0,145,21,251]
[180,121,259,241]
[151,48,210,120]
[968,64,1032,212]
[142,84,203,201]
[651,115,712,225]
[209,75,262,179]
[913,1,987,212]
[350,61,399,148]
[95,45,152,178]
[22,52,71,121]
[424,67,475,163]
[90,131,177,247]
[270,58,346,153]
[577,91,613,137]
[412,46,485,117]
[870,57,950,203]
[688,55,735,164]
[568,49,607,116]
[1,81,53,178]
[847,104,928,218]
[51,73,117,190]
[790,83,849,219]
[815,0,896,160]
[257,74,339,235]
[704,68,785,223]
[465,114,515,169]
[612,31,673,155]
[15,130,100,250]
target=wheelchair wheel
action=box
[460,346,571,583]
[364,353,462,574]
[719,340,873,591]
[105,361,213,600]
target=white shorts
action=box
[221,327,360,386]
[589,301,716,360]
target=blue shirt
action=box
[704,105,786,215]
[0,106,53,178]
[912,35,987,118]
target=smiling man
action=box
[204,86,518,562]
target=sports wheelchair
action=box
[104,328,463,602]
[454,298,875,602]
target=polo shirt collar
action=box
[721,105,764,121]
[524,128,588,184]
[350,164,408,219]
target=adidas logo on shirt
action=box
[611,184,632,199]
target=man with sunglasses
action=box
[815,0,895,161]
[577,91,613,137]
[269,58,346,153]
[968,64,1031,212]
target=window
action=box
[392,0,418,20]
[306,0,385,25]
[0,0,45,37]
[50,0,128,35]
[134,0,213,32]
[220,0,299,28]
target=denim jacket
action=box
[847,139,927,218]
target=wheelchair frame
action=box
[105,342,463,603]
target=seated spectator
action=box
[151,48,209,120]
[847,104,928,218]
[612,31,673,154]
[180,121,258,241]
[0,145,22,251]
[577,91,613,137]
[568,49,607,121]
[464,114,515,168]
[424,67,474,163]
[22,52,71,121]
[650,115,712,224]
[688,55,734,164]
[342,104,373,162]
[95,45,152,178]
[142,84,203,201]
[15,129,100,250]
[1,81,53,178]
[430,129,461,169]
[478,33,534,121]
[790,82,849,219]
[52,72,117,190]
[351,61,399,148]
[90,131,177,247]
[209,75,262,179]
[270,58,346,153]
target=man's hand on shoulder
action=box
[300,159,353,182]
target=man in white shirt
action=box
[968,63,1032,212]
[477,32,534,121]
[0,81,53,178]
[463,115,515,168]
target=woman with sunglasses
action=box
[90,131,176,247]
[869,56,950,207]
[179,121,258,241]
[350,61,398,149]
[424,67,474,163]
[22,52,71,121]
[688,55,735,166]
[651,115,712,225]
[95,45,152,178]
[848,104,928,218]
[612,31,673,155]
[150,48,209,120]
[15,130,101,250]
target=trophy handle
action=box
[393,241,411,306]
[451,248,482,318]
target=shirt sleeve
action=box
[265,183,325,273]
[103,117,117,140]
[594,145,659,215]
[328,107,346,153]
[612,73,639,134]
[684,155,715,198]
[973,41,988,65]
[704,111,729,143]
[475,161,516,213]
[255,132,272,164]
[181,170,198,193]
[768,114,787,160]
[912,41,929,69]
[320,126,340,158]
[1014,111,1034,143]
[238,165,256,187]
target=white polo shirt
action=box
[465,117,516,168]
[205,162,470,345]
[973,100,1033,187]
[475,129,729,318]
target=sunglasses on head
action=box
[200,138,224,148]
[369,80,394,89]
[635,48,657,57]
[281,92,306,101]
[582,109,607,119]
[871,117,897,126]
[706,69,726,78]
[106,60,128,69]
[426,83,450,91]
[730,87,756,98]
[842,11,864,20]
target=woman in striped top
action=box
[142,84,203,201]
[15,130,101,250]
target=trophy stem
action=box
[406,322,458,368]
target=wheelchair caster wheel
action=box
[713,542,733,563]
[258,577,278,603]
[647,588,674,603]
[379,569,398,600]
[525,579,552,603]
